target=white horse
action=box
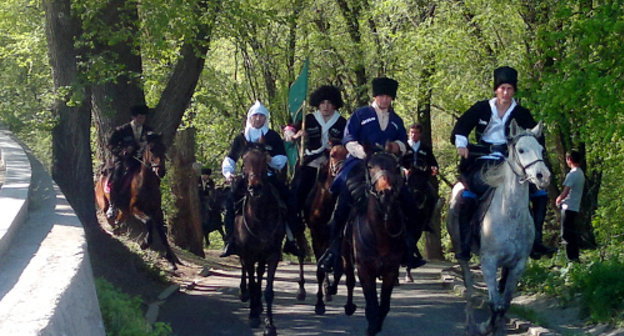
[447,120,551,336]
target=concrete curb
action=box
[0,128,31,257]
[440,265,561,336]
[0,127,105,335]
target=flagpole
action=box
[298,100,307,162]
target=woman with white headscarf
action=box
[220,101,302,257]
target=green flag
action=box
[288,58,309,124]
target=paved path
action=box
[158,261,531,335]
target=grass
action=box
[95,278,173,336]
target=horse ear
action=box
[531,121,544,138]
[509,119,520,137]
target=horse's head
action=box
[242,144,269,193]
[366,151,403,199]
[329,144,348,177]
[507,120,551,189]
[143,132,167,178]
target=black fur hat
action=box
[493,66,518,90]
[309,85,344,109]
[372,77,399,99]
[130,104,149,116]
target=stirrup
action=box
[318,251,336,272]
[219,242,237,258]
[106,206,117,220]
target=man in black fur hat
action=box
[450,66,556,261]
[318,77,426,272]
[290,85,347,229]
[106,104,153,220]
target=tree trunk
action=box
[169,128,205,257]
[425,198,445,260]
[44,0,97,228]
[90,0,146,165]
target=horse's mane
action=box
[482,161,506,187]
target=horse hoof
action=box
[314,303,326,315]
[344,303,357,316]
[249,316,261,328]
[263,325,277,336]
[329,286,338,296]
[296,289,306,301]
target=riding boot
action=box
[403,232,427,268]
[106,165,123,220]
[530,194,556,260]
[457,194,477,261]
[318,190,351,272]
[272,175,305,257]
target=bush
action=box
[95,278,172,336]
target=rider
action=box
[220,100,303,258]
[317,77,425,272]
[450,66,556,261]
[106,104,153,220]
[290,85,347,225]
[402,123,440,264]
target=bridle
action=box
[507,132,545,183]
[364,152,404,239]
[135,143,164,179]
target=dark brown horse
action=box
[303,144,347,314]
[342,151,405,336]
[234,145,285,336]
[95,132,181,270]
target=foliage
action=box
[520,247,624,324]
[95,278,173,336]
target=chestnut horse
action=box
[303,144,347,314]
[95,132,181,270]
[342,151,406,336]
[234,145,285,336]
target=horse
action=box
[200,185,227,246]
[234,145,285,336]
[303,144,348,314]
[403,169,438,282]
[342,151,406,336]
[95,132,181,270]
[447,120,550,336]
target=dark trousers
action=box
[561,210,580,261]
[291,165,319,220]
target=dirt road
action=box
[157,261,531,335]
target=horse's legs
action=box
[154,217,181,270]
[481,257,509,336]
[378,268,399,334]
[329,261,343,296]
[405,266,414,283]
[459,259,479,336]
[343,258,357,316]
[263,256,279,336]
[257,261,266,314]
[315,267,327,315]
[296,254,306,301]
[240,261,249,302]
[359,271,381,336]
[246,262,261,328]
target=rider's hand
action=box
[386,142,400,155]
[431,166,439,176]
[457,147,469,159]
[226,173,237,184]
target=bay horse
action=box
[342,151,406,336]
[447,121,550,336]
[234,145,285,336]
[303,144,347,314]
[95,132,181,270]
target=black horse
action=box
[234,145,285,336]
[342,151,406,335]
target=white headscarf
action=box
[244,100,270,142]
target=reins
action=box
[507,133,545,183]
